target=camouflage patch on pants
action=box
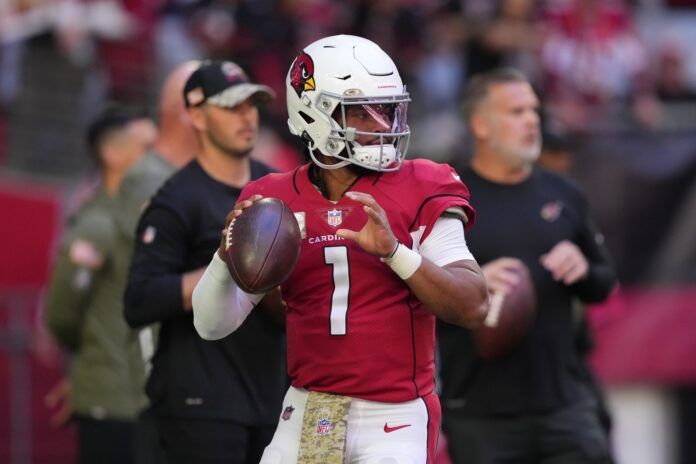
[297,391,351,464]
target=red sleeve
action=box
[414,163,476,242]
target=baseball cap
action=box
[87,104,147,152]
[183,61,275,108]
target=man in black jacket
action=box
[124,61,287,464]
[438,68,616,464]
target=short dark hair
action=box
[86,104,143,164]
[462,68,529,121]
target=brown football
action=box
[224,197,301,293]
[474,262,537,360]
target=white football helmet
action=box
[286,35,410,171]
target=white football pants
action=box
[259,386,440,464]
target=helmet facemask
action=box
[324,92,410,172]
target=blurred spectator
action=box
[225,0,298,122]
[114,60,200,464]
[43,105,152,464]
[1,0,151,177]
[154,0,210,90]
[466,0,542,84]
[417,11,467,112]
[118,59,201,233]
[96,0,160,103]
[124,61,286,464]
[0,104,5,164]
[4,30,103,177]
[351,0,424,80]
[438,68,616,463]
[0,38,12,164]
[540,0,661,133]
[655,38,696,102]
[281,0,349,46]
[411,10,468,161]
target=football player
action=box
[193,35,488,464]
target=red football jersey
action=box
[239,159,475,402]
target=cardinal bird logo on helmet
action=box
[290,52,315,97]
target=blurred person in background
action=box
[411,9,468,163]
[2,0,152,177]
[114,60,200,464]
[44,105,152,464]
[539,0,661,133]
[117,60,200,249]
[653,37,696,132]
[124,60,286,464]
[438,68,617,464]
[350,0,423,69]
[465,0,542,83]
[154,0,210,89]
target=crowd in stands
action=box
[1,0,696,179]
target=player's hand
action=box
[336,191,397,258]
[45,378,72,427]
[540,240,588,285]
[218,195,263,260]
[481,257,526,296]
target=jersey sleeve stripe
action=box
[408,194,473,232]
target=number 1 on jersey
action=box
[324,246,350,335]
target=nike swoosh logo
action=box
[384,423,412,433]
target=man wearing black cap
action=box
[124,61,287,464]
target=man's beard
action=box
[492,138,541,167]
[210,131,253,159]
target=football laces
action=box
[484,291,505,328]
[225,219,236,251]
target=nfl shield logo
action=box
[327,209,342,227]
[317,418,332,435]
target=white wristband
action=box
[381,243,422,280]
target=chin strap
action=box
[307,139,401,172]
[307,143,350,170]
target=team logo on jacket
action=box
[327,209,343,227]
[317,417,332,435]
[540,201,563,222]
[282,405,295,421]
[142,225,157,244]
